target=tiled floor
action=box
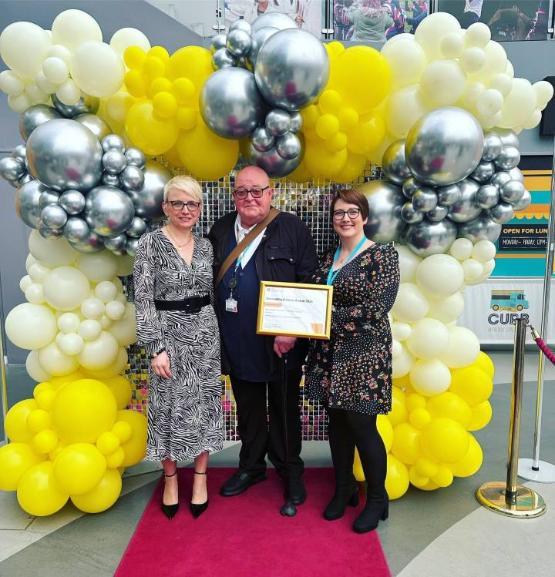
[1,351,555,576]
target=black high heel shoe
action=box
[190,471,209,519]
[161,471,179,519]
[353,497,389,534]
[323,483,360,521]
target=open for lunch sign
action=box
[498,223,548,251]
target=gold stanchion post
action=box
[476,317,546,517]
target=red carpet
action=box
[115,468,391,577]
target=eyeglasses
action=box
[166,200,201,212]
[233,186,269,199]
[333,208,362,220]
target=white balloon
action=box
[392,321,412,342]
[460,47,485,74]
[81,297,105,320]
[392,339,403,357]
[42,57,69,85]
[5,303,57,350]
[100,315,113,329]
[440,326,480,368]
[79,319,102,342]
[28,231,77,267]
[381,35,426,89]
[449,238,474,261]
[20,275,33,292]
[406,318,450,360]
[477,89,503,119]
[43,266,91,311]
[416,255,464,298]
[25,283,45,304]
[71,41,124,98]
[58,312,81,334]
[109,303,137,347]
[84,347,128,378]
[0,22,51,78]
[396,245,421,283]
[56,332,85,356]
[56,78,81,105]
[533,80,555,110]
[464,22,491,48]
[490,74,513,97]
[462,258,484,284]
[110,28,151,55]
[7,93,31,113]
[472,240,496,263]
[28,262,50,283]
[94,281,118,303]
[38,341,80,376]
[26,350,51,382]
[414,12,461,60]
[0,70,25,96]
[51,9,102,50]
[427,292,465,324]
[440,33,464,59]
[386,84,427,139]
[105,300,125,320]
[78,331,119,370]
[410,359,452,396]
[392,343,414,379]
[115,254,134,277]
[47,44,72,64]
[78,251,118,282]
[26,254,37,273]
[392,283,430,323]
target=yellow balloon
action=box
[353,448,364,482]
[32,429,59,454]
[152,91,177,120]
[409,407,431,430]
[334,152,367,184]
[415,456,439,478]
[318,90,343,114]
[347,114,386,155]
[126,101,179,156]
[71,469,122,513]
[385,454,410,500]
[338,107,359,131]
[53,443,107,495]
[112,420,132,443]
[176,107,198,131]
[450,434,483,477]
[96,431,120,455]
[315,114,340,140]
[27,408,52,433]
[392,423,421,465]
[473,351,495,380]
[406,392,426,412]
[5,399,38,442]
[124,46,147,69]
[117,410,148,467]
[106,446,125,469]
[104,375,132,410]
[301,104,319,129]
[427,393,472,427]
[168,46,213,85]
[450,367,493,407]
[304,142,347,178]
[421,418,470,464]
[0,443,43,491]
[377,415,393,452]
[172,77,196,103]
[17,462,69,516]
[467,401,492,431]
[432,465,454,488]
[51,379,117,444]
[124,69,146,98]
[388,386,408,426]
[409,465,429,489]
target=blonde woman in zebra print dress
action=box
[133,176,223,519]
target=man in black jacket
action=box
[208,166,318,506]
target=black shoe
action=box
[161,471,179,519]
[286,476,307,505]
[220,470,267,497]
[190,471,209,518]
[353,498,389,534]
[323,484,359,521]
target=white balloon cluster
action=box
[391,241,495,395]
[5,232,136,383]
[0,9,150,112]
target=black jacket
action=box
[208,210,319,378]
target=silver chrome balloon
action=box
[401,201,424,224]
[230,19,252,35]
[101,134,126,153]
[75,113,111,140]
[436,184,461,207]
[18,173,33,186]
[12,144,27,162]
[427,205,449,222]
[39,190,60,209]
[490,170,512,190]
[405,219,458,257]
[227,29,252,58]
[68,231,104,253]
[85,185,135,238]
[210,34,227,53]
[289,111,303,133]
[496,129,520,149]
[103,234,127,255]
[446,179,481,223]
[125,147,145,168]
[51,94,99,118]
[489,202,515,224]
[0,156,26,182]
[255,29,329,111]
[494,146,520,171]
[249,26,278,67]
[40,205,68,230]
[458,215,502,242]
[120,165,145,191]
[276,132,301,160]
[265,109,291,137]
[470,161,495,184]
[507,166,524,182]
[412,187,438,212]
[19,105,62,141]
[248,143,301,177]
[512,188,531,211]
[482,132,503,162]
[357,180,406,243]
[15,180,44,228]
[201,68,265,139]
[251,126,275,152]
[27,119,103,192]
[38,222,63,239]
[476,184,499,209]
[406,107,484,186]
[382,141,411,185]
[102,173,120,187]
[402,177,419,199]
[126,237,139,257]
[59,189,86,215]
[500,180,525,204]
[126,216,147,238]
[127,160,170,220]
[102,149,127,175]
[212,48,237,69]
[63,217,90,243]
[251,12,297,33]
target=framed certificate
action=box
[257,281,333,340]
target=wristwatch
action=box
[152,347,166,358]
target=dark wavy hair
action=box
[330,189,369,220]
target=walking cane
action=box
[279,353,297,517]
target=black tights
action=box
[327,408,387,498]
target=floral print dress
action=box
[305,243,400,415]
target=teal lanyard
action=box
[326,236,367,286]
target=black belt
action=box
[154,295,210,312]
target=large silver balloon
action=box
[276,133,301,160]
[500,180,525,204]
[265,109,291,136]
[248,143,301,177]
[488,202,515,224]
[120,165,145,192]
[75,113,111,140]
[26,119,103,192]
[64,217,90,243]
[476,184,499,209]
[127,160,170,220]
[59,189,86,215]
[201,68,265,139]
[255,29,329,111]
[252,12,297,33]
[482,132,503,161]
[412,187,438,212]
[512,188,531,211]
[404,219,457,257]
[102,134,125,153]
[227,29,252,58]
[210,34,227,52]
[382,141,411,185]
[0,156,26,182]
[405,107,484,186]
[102,149,127,175]
[402,177,419,199]
[85,186,135,237]
[251,126,275,152]
[125,148,145,168]
[249,26,278,66]
[15,180,44,228]
[212,47,237,69]
[68,231,104,253]
[19,105,62,141]
[51,94,99,118]
[41,205,67,230]
[357,181,405,243]
[458,215,502,242]
[470,161,495,184]
[126,217,147,238]
[446,179,481,223]
[436,184,461,206]
[494,146,520,170]
[401,201,424,224]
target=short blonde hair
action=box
[163,175,203,204]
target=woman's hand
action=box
[274,336,297,358]
[151,350,172,379]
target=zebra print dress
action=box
[133,229,223,462]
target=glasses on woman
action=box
[166,200,201,212]
[233,186,269,199]
[333,208,362,220]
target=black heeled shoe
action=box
[190,471,209,519]
[353,498,389,534]
[161,471,179,519]
[323,483,360,521]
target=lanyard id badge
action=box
[225,268,239,313]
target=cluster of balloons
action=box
[0,375,147,515]
[377,13,553,161]
[5,233,136,382]
[203,13,329,177]
[378,107,531,256]
[0,9,150,112]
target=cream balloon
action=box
[25,284,45,305]
[392,343,414,379]
[440,326,480,368]
[78,251,118,282]
[463,259,485,284]
[406,319,450,360]
[440,33,464,59]
[57,312,81,334]
[38,342,80,376]
[386,85,427,139]
[427,292,465,324]
[57,333,85,356]
[449,238,474,261]
[78,331,119,370]
[5,303,57,350]
[464,22,491,48]
[94,281,118,303]
[56,79,81,105]
[84,347,128,378]
[108,304,137,347]
[416,255,464,298]
[533,80,554,109]
[42,57,69,85]
[420,60,466,107]
[460,48,485,74]
[500,78,536,129]
[105,301,125,320]
[28,263,50,283]
[51,9,102,50]
[71,42,124,98]
[391,283,429,323]
[43,267,90,311]
[20,275,33,292]
[396,245,421,283]
[26,350,52,382]
[392,321,412,342]
[409,359,451,396]
[79,319,102,342]
[381,35,426,89]
[81,298,105,320]
[414,12,461,60]
[0,21,51,78]
[110,28,151,54]
[28,231,76,267]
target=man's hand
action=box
[274,336,297,358]
[151,350,172,379]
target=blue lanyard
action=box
[326,236,367,286]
